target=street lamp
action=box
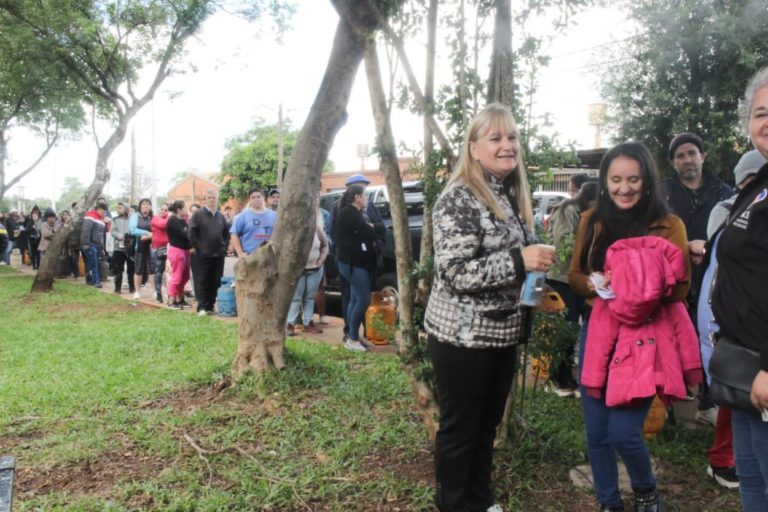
[588,103,607,148]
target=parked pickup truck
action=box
[320,182,424,304]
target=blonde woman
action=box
[424,103,555,512]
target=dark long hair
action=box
[580,142,668,270]
[340,185,365,209]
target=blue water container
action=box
[217,277,237,317]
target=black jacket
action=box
[333,204,377,271]
[167,216,191,250]
[660,171,732,241]
[189,207,229,257]
[712,162,768,370]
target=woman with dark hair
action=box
[569,142,696,512]
[129,198,154,300]
[150,203,170,303]
[333,184,377,352]
[709,65,768,511]
[545,181,598,396]
[26,205,42,269]
[166,200,191,310]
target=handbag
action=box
[708,335,761,411]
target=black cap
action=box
[268,188,280,197]
[668,132,704,160]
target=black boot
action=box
[633,488,663,512]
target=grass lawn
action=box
[0,276,741,511]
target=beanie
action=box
[734,149,767,187]
[668,132,704,160]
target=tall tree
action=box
[601,0,768,178]
[217,120,334,202]
[0,10,84,203]
[231,0,403,377]
[0,0,217,292]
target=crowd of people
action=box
[1,66,767,512]
[423,67,768,512]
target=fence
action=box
[532,168,598,193]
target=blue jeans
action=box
[337,261,371,342]
[287,267,324,326]
[82,245,101,285]
[733,409,768,511]
[3,240,14,264]
[578,321,656,507]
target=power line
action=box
[547,32,648,60]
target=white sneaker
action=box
[487,505,504,512]
[696,406,719,427]
[132,291,140,300]
[344,340,367,352]
[197,310,208,317]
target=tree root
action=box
[180,432,310,510]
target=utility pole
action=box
[130,128,137,205]
[277,103,285,186]
[151,103,157,209]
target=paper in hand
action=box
[590,273,615,300]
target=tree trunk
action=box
[365,38,439,442]
[231,0,381,378]
[488,0,519,446]
[364,40,414,354]
[487,0,515,108]
[415,0,438,307]
[31,125,125,292]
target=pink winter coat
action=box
[581,236,702,407]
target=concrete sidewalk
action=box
[16,265,398,356]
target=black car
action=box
[322,182,424,304]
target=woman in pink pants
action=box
[165,200,191,310]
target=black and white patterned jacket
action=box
[425,173,533,348]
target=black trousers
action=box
[112,250,135,293]
[194,255,224,312]
[428,336,518,512]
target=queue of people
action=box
[1,66,767,512]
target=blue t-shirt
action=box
[232,208,277,255]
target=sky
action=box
[4,1,632,207]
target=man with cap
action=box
[706,149,766,237]
[267,188,280,212]
[661,132,733,242]
[328,174,386,344]
[661,133,733,428]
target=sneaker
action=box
[684,387,695,401]
[303,321,323,334]
[707,465,739,489]
[180,299,190,307]
[140,283,147,289]
[168,302,182,310]
[549,384,575,397]
[318,315,330,325]
[344,340,367,352]
[132,291,140,300]
[93,283,102,289]
[197,310,208,317]
[155,293,163,303]
[487,506,503,512]
[286,324,296,337]
[205,310,214,316]
[696,407,718,427]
